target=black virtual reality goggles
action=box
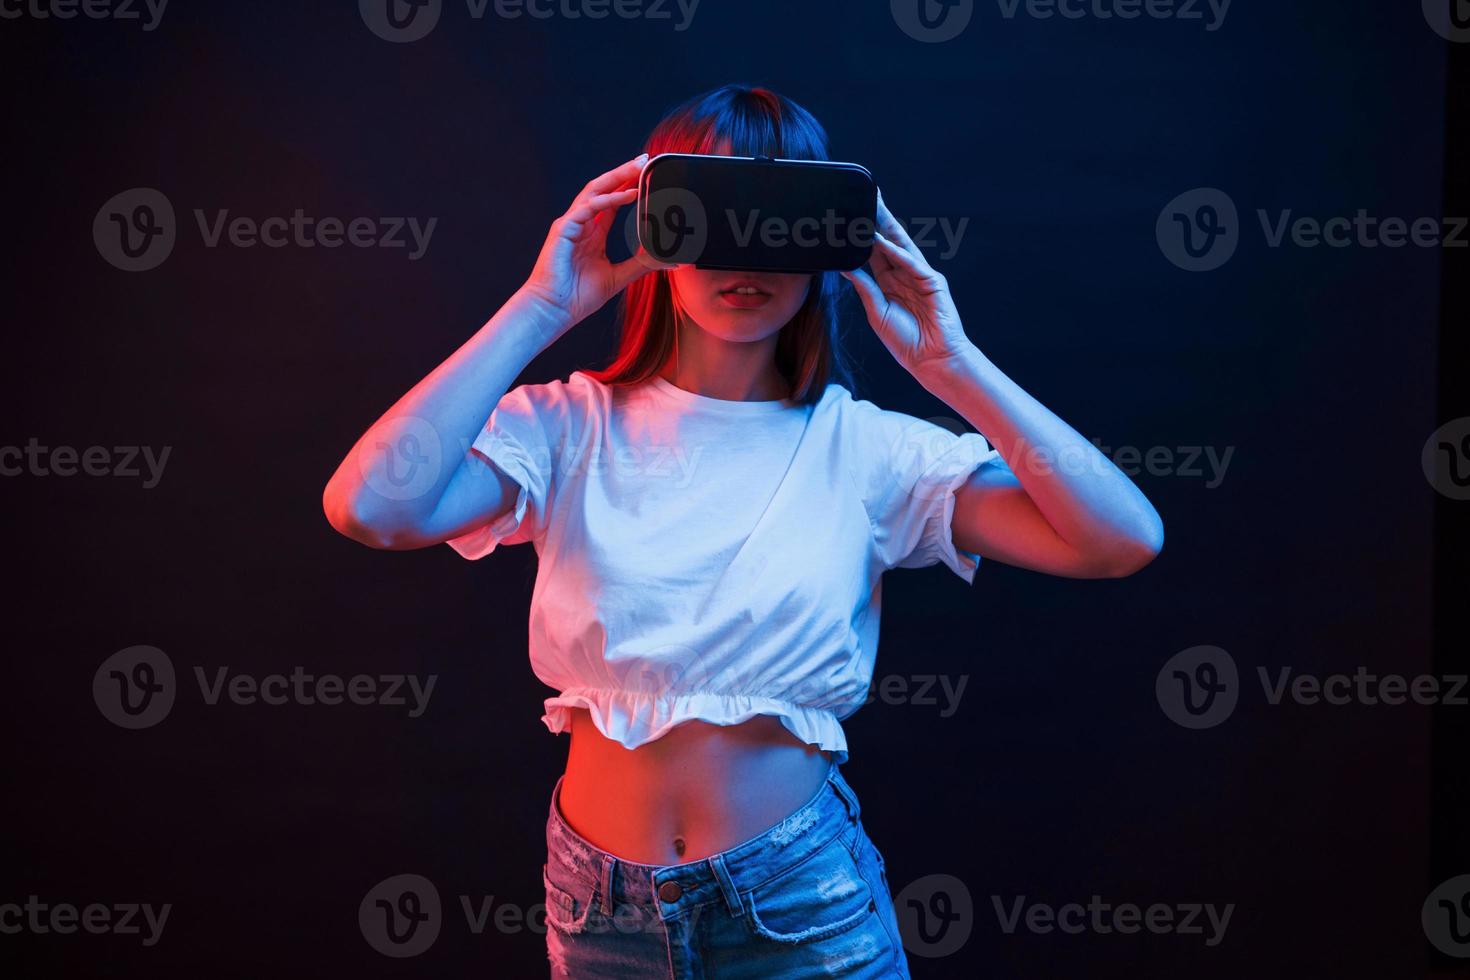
[636,153,878,274]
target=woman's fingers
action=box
[868,234,896,276]
[875,190,923,259]
[873,232,933,281]
[582,153,650,201]
[610,249,669,289]
[869,261,901,297]
[589,187,639,212]
[841,268,889,324]
[595,187,642,226]
[568,187,638,223]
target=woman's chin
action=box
[693,315,789,343]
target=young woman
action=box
[324,85,1162,978]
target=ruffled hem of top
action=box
[542,687,850,765]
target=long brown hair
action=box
[585,84,854,404]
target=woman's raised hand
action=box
[842,191,976,378]
[520,153,666,335]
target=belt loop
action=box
[828,766,861,824]
[708,853,744,918]
[598,854,616,915]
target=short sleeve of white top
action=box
[447,370,1002,765]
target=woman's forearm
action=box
[323,154,656,551]
[917,345,1165,572]
[322,288,570,547]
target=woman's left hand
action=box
[842,191,977,378]
[845,195,1164,580]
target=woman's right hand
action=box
[519,153,666,337]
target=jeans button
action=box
[658,880,683,903]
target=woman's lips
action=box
[718,281,772,309]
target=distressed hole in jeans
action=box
[767,804,821,844]
[745,836,876,945]
[816,863,864,903]
[822,930,884,975]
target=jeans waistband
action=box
[546,760,861,921]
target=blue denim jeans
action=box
[543,762,911,978]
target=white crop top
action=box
[447,370,1002,764]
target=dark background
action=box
[2,1,1465,976]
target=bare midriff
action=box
[557,707,835,866]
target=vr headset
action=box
[635,153,877,273]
